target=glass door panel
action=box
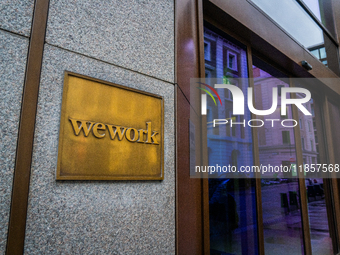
[203,23,338,255]
[204,23,259,255]
[296,81,338,254]
[252,56,304,255]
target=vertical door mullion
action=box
[290,78,312,255]
[246,46,265,255]
[198,0,211,252]
[314,94,338,253]
[323,96,340,251]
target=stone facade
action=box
[0,1,175,254]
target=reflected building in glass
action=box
[252,66,318,179]
[204,27,253,175]
[204,26,258,255]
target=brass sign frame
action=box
[57,72,164,180]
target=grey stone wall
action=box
[0,1,33,250]
[24,0,175,253]
[0,30,29,254]
[0,0,34,36]
[24,44,175,255]
[45,0,174,83]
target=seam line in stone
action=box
[0,28,30,39]
[45,42,176,86]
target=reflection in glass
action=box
[250,0,338,71]
[302,98,340,255]
[205,24,259,255]
[302,0,322,21]
[306,178,333,255]
[251,0,323,48]
[209,179,257,254]
[328,100,340,161]
[291,83,337,254]
[252,57,304,255]
[310,46,328,66]
[301,0,336,37]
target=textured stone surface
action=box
[0,0,34,36]
[0,31,29,253]
[45,0,174,83]
[24,44,175,254]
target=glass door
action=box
[204,23,259,255]
[202,22,339,255]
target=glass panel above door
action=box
[249,0,339,74]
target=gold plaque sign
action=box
[57,72,164,180]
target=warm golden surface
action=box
[57,72,163,180]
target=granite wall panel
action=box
[0,0,34,36]
[45,0,174,83]
[0,30,29,253]
[24,44,175,254]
